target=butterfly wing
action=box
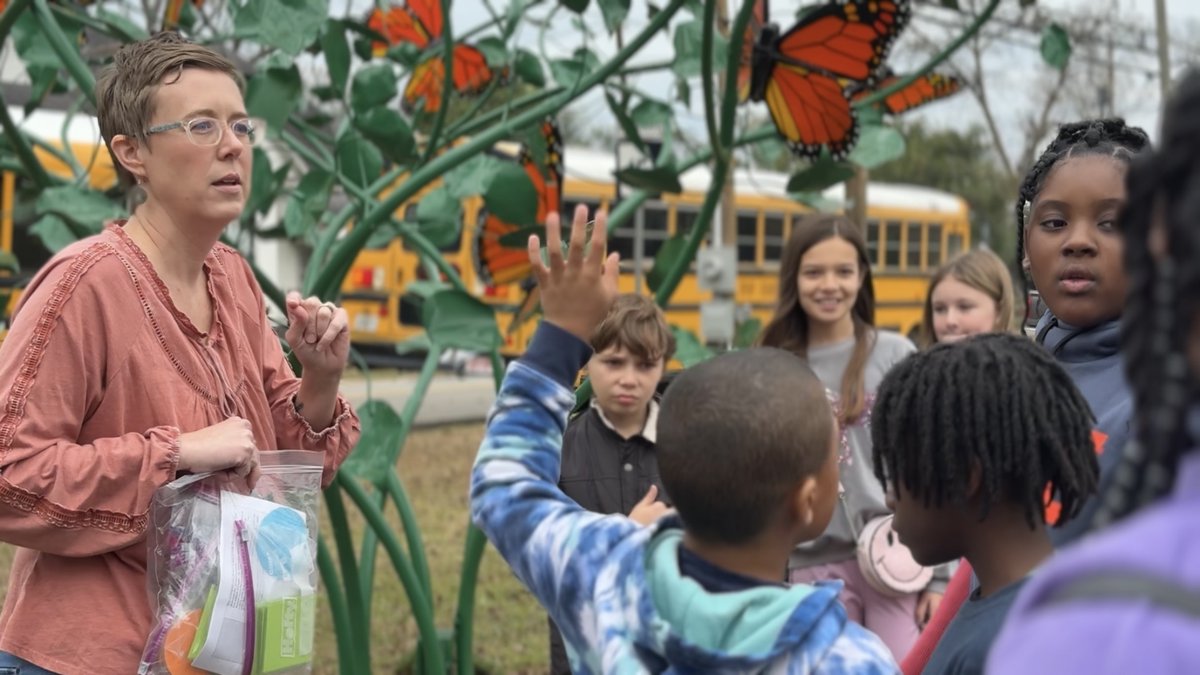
[450,44,498,96]
[880,73,963,115]
[367,5,432,57]
[763,65,856,159]
[474,118,564,287]
[737,0,768,102]
[774,0,910,82]
[403,58,445,113]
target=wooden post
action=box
[847,165,868,229]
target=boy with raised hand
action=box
[470,205,898,674]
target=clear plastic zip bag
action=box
[139,450,324,675]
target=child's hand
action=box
[527,205,620,341]
[916,590,943,628]
[628,485,671,526]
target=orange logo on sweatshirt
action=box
[1043,429,1107,525]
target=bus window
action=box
[764,213,785,262]
[736,211,758,263]
[675,206,698,236]
[927,222,943,267]
[906,222,922,270]
[884,220,902,268]
[643,203,668,259]
[947,232,964,258]
[563,199,601,222]
[866,219,880,266]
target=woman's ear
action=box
[109,134,147,184]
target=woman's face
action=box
[931,276,1000,343]
[136,68,252,227]
[795,236,863,330]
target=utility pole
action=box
[1154,0,1171,98]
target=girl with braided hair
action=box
[1016,117,1150,546]
[872,333,1099,675]
[988,67,1200,674]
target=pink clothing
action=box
[790,558,920,662]
[0,224,359,674]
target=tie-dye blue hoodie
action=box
[470,323,899,674]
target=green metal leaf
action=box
[233,0,329,56]
[386,42,422,68]
[13,12,75,104]
[733,317,762,349]
[786,157,856,193]
[549,58,586,88]
[848,124,907,169]
[671,21,729,78]
[939,0,960,8]
[670,326,714,367]
[365,220,403,249]
[444,154,509,199]
[29,214,78,253]
[598,0,631,31]
[515,49,545,87]
[336,130,384,189]
[353,108,416,164]
[97,10,150,41]
[244,147,276,217]
[351,64,399,114]
[339,399,407,484]
[321,19,352,95]
[246,61,303,136]
[422,289,501,352]
[1040,23,1071,71]
[35,186,123,231]
[483,163,538,227]
[414,187,463,248]
[605,91,646,154]
[646,233,688,293]
[631,98,673,128]
[560,0,589,14]
[504,0,527,39]
[283,169,334,238]
[476,37,508,68]
[615,167,682,195]
[675,77,692,108]
[0,250,19,274]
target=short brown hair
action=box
[919,249,1016,347]
[590,294,676,364]
[96,32,243,184]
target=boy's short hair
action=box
[656,348,834,544]
[872,333,1099,527]
[589,294,676,364]
[96,32,244,185]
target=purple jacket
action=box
[987,449,1200,674]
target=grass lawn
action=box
[0,423,549,674]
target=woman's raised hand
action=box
[285,291,350,379]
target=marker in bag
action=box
[235,519,256,675]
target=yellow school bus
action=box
[0,107,119,336]
[341,145,972,356]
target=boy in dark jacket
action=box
[550,293,676,673]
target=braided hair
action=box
[1092,70,1200,529]
[872,333,1099,527]
[1015,119,1150,314]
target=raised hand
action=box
[285,291,350,379]
[526,204,620,341]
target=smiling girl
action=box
[918,249,1016,347]
[759,214,948,660]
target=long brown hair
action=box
[759,214,876,425]
[918,249,1017,348]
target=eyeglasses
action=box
[145,117,264,147]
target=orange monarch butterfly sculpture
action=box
[850,69,964,115]
[367,0,500,113]
[472,118,563,334]
[743,0,911,159]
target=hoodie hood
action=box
[1035,311,1122,363]
[640,525,851,669]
